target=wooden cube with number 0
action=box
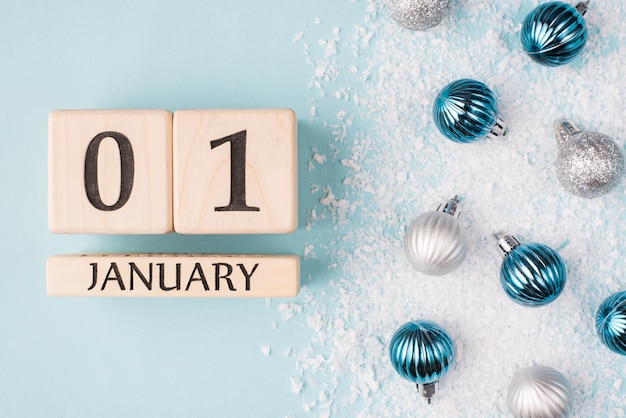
[49,110,173,233]
[173,109,297,234]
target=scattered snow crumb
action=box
[260,346,271,356]
[313,152,326,164]
[324,40,337,58]
[340,159,360,170]
[291,376,304,394]
[307,314,323,332]
[319,187,335,206]
[292,32,304,42]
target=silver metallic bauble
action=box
[555,119,624,199]
[508,365,573,418]
[404,196,468,276]
[386,0,451,31]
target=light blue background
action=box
[0,1,360,416]
[3,0,626,417]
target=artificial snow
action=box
[282,0,626,416]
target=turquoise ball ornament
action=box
[389,320,455,403]
[521,2,588,67]
[596,291,626,355]
[433,79,507,143]
[495,234,567,307]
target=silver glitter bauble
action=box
[555,119,624,199]
[508,365,573,418]
[386,0,451,31]
[404,196,468,276]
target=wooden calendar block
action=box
[173,109,297,234]
[47,254,300,297]
[49,110,173,234]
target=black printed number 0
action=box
[84,131,135,211]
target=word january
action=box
[88,261,259,292]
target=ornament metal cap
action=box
[419,382,437,404]
[555,119,581,146]
[576,1,589,16]
[488,117,508,140]
[436,195,461,217]
[494,233,521,257]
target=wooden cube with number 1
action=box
[173,109,297,234]
[48,110,173,234]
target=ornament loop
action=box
[555,119,581,146]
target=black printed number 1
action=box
[210,130,260,212]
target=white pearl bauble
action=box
[508,366,573,418]
[404,207,468,276]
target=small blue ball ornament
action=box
[433,79,507,143]
[496,234,567,307]
[521,2,588,67]
[389,320,455,403]
[596,291,626,355]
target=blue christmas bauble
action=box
[496,235,566,307]
[521,2,587,67]
[596,291,626,355]
[433,79,506,143]
[389,320,454,402]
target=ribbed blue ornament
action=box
[433,79,504,143]
[596,291,626,355]
[497,236,566,307]
[521,2,587,67]
[389,320,454,385]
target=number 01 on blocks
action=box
[47,109,299,298]
[48,109,298,234]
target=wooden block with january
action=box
[173,109,297,234]
[48,110,173,233]
[47,254,300,297]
